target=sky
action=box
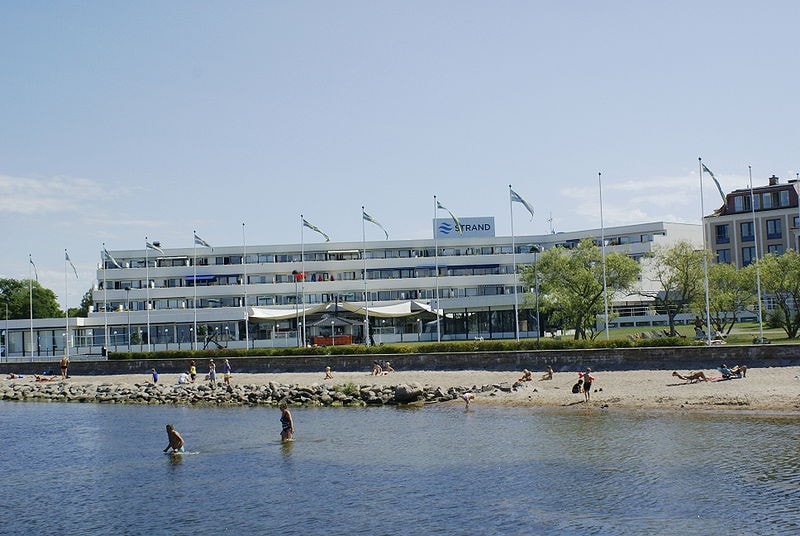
[1,1,799,309]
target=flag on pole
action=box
[103,247,123,269]
[510,188,535,220]
[436,200,464,234]
[302,218,330,242]
[146,240,164,255]
[701,163,726,203]
[29,255,38,282]
[193,232,213,250]
[65,250,78,279]
[362,210,389,239]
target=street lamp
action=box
[224,326,229,348]
[380,319,386,344]
[112,330,118,353]
[164,328,169,350]
[331,320,335,346]
[125,287,131,351]
[417,318,422,342]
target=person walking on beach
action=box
[60,354,70,379]
[223,359,232,386]
[208,359,217,387]
[150,368,159,384]
[163,424,185,453]
[279,402,294,441]
[579,368,595,402]
[189,360,197,383]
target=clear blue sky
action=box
[1,1,798,308]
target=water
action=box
[1,402,799,536]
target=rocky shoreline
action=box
[0,379,496,407]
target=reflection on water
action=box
[1,402,799,535]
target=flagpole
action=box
[64,249,69,359]
[698,158,712,344]
[145,237,151,352]
[749,165,765,342]
[192,231,198,351]
[509,185,520,341]
[362,206,370,346]
[300,215,306,348]
[29,254,34,357]
[102,244,108,353]
[433,196,441,343]
[598,173,610,340]
[242,223,249,350]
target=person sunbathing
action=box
[540,365,554,381]
[672,370,709,383]
[34,374,60,382]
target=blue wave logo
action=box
[438,222,454,235]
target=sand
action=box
[28,365,800,413]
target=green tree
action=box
[692,261,756,336]
[522,239,640,340]
[0,277,63,319]
[71,287,94,317]
[758,250,800,338]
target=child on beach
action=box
[579,368,595,402]
[324,366,333,380]
[150,368,159,384]
[540,365,553,381]
[189,361,197,383]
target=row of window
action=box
[716,244,784,265]
[715,217,796,244]
[731,190,791,213]
[98,285,520,312]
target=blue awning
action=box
[185,275,216,282]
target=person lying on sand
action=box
[34,374,59,382]
[5,373,24,379]
[718,364,746,379]
[672,371,709,383]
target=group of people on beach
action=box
[672,363,747,383]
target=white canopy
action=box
[247,300,440,321]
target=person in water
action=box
[163,424,185,453]
[279,403,294,441]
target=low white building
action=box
[1,219,700,359]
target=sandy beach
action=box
[12,365,799,413]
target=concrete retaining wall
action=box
[1,344,797,377]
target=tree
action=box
[758,250,800,338]
[0,277,63,319]
[72,287,94,317]
[522,239,640,340]
[691,261,756,336]
[639,241,707,336]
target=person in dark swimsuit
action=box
[279,403,294,441]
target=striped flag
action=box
[510,188,535,220]
[362,209,389,239]
[436,200,464,234]
[194,232,213,250]
[302,218,330,242]
[29,255,38,282]
[102,247,123,269]
[701,163,726,203]
[65,250,78,279]
[146,240,164,255]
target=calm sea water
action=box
[1,401,799,536]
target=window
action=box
[780,190,790,207]
[734,196,750,212]
[740,221,754,242]
[766,219,782,239]
[742,246,756,266]
[716,249,731,263]
[715,224,730,244]
[768,244,784,255]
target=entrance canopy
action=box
[247,300,440,321]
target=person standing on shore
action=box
[189,360,197,383]
[208,359,217,388]
[163,424,185,453]
[461,392,475,410]
[279,403,294,441]
[150,368,159,384]
[60,354,70,379]
[579,368,595,402]
[223,359,232,386]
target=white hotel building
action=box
[2,218,700,359]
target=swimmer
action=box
[163,424,185,453]
[280,403,294,441]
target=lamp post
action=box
[417,318,422,342]
[331,320,335,346]
[224,326,229,348]
[164,328,169,351]
[125,287,131,351]
[380,319,385,344]
[113,330,118,353]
